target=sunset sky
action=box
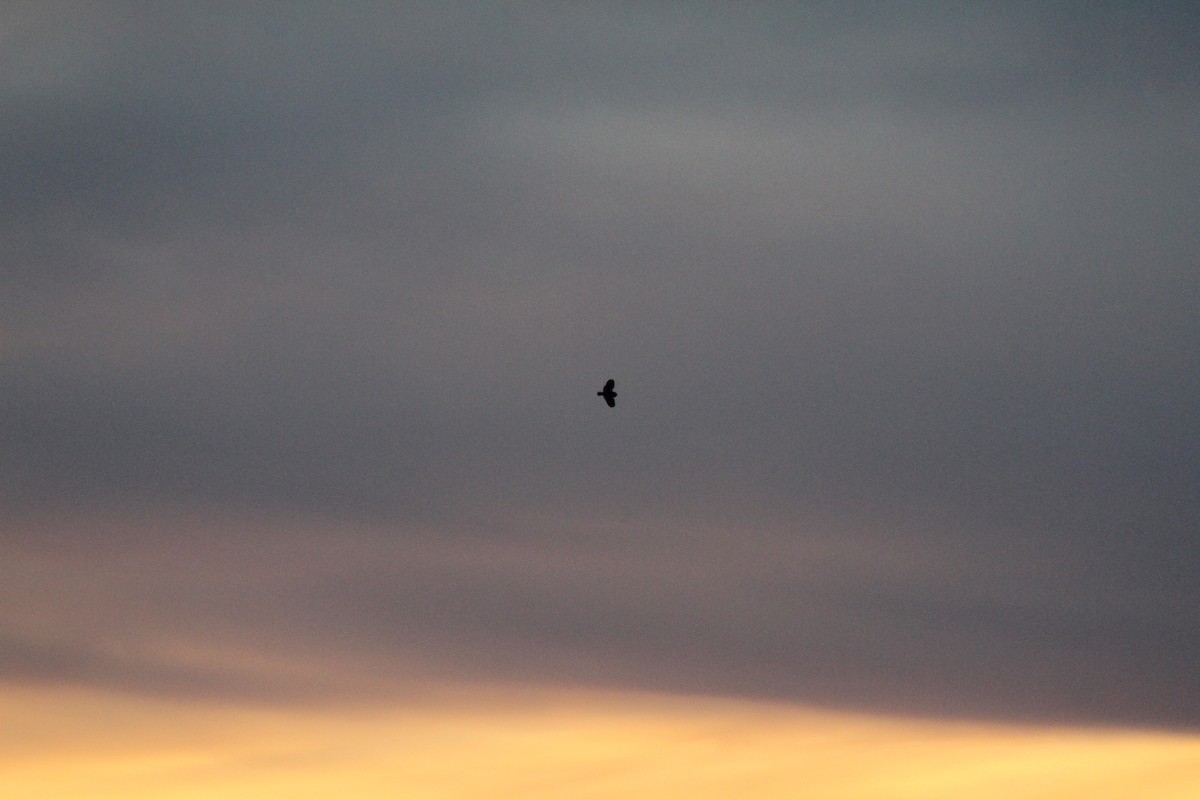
[3,3,1198,796]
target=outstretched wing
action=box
[605,394,616,407]
[603,378,615,392]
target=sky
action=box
[3,2,1199,796]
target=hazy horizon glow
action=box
[6,684,1200,800]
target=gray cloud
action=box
[2,508,1195,727]
[2,4,1198,729]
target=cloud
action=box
[1,4,1197,729]
[2,506,1196,728]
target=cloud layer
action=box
[3,4,1198,729]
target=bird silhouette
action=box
[597,378,617,407]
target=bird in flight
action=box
[597,378,617,407]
